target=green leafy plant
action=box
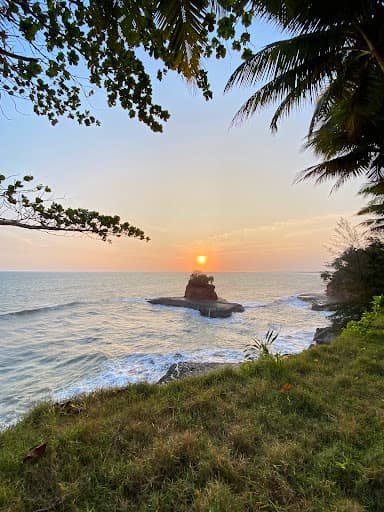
[346,295,384,335]
[272,352,286,369]
[244,329,280,360]
[1,0,256,131]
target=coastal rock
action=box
[184,272,218,301]
[147,296,244,318]
[311,302,337,311]
[158,361,239,384]
[312,326,336,345]
[184,282,218,301]
[325,280,354,302]
[148,272,244,318]
[297,293,338,311]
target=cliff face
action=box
[184,283,218,301]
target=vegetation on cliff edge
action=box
[1,311,384,511]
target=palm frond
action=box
[230,56,332,127]
[296,149,372,191]
[155,0,211,79]
[225,29,346,92]
[309,78,346,135]
[359,181,384,197]
[358,178,384,231]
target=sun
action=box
[196,255,207,265]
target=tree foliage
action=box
[1,1,257,240]
[0,0,255,131]
[188,271,214,287]
[0,175,149,241]
[322,237,384,329]
[322,240,384,303]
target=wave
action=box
[272,295,313,309]
[243,301,268,309]
[0,301,83,318]
[110,297,146,304]
[54,347,246,401]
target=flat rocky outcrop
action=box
[158,361,240,384]
[297,293,338,311]
[147,296,245,318]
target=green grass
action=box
[1,316,384,511]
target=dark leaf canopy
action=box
[0,0,255,130]
[0,0,256,241]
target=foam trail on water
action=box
[0,301,83,318]
[54,348,246,401]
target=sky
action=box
[1,18,366,272]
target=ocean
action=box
[0,271,330,430]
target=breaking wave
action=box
[0,301,83,318]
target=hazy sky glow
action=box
[1,19,366,272]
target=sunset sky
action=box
[1,19,365,272]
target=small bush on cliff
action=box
[244,329,285,374]
[188,272,214,288]
[244,329,279,360]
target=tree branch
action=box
[0,47,38,62]
[0,218,91,232]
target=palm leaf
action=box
[225,29,346,92]
[230,56,334,127]
[358,179,384,231]
[226,30,347,128]
[155,0,213,79]
[296,149,372,191]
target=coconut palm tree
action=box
[225,0,384,189]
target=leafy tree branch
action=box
[0,175,149,242]
[0,0,255,130]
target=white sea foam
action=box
[243,301,268,309]
[54,347,246,401]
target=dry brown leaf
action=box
[280,383,294,393]
[22,442,47,463]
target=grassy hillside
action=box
[1,315,384,511]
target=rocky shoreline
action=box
[297,292,339,311]
[156,293,339,383]
[297,293,339,347]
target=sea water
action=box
[0,272,330,429]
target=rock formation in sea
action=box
[184,272,218,301]
[147,272,244,318]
